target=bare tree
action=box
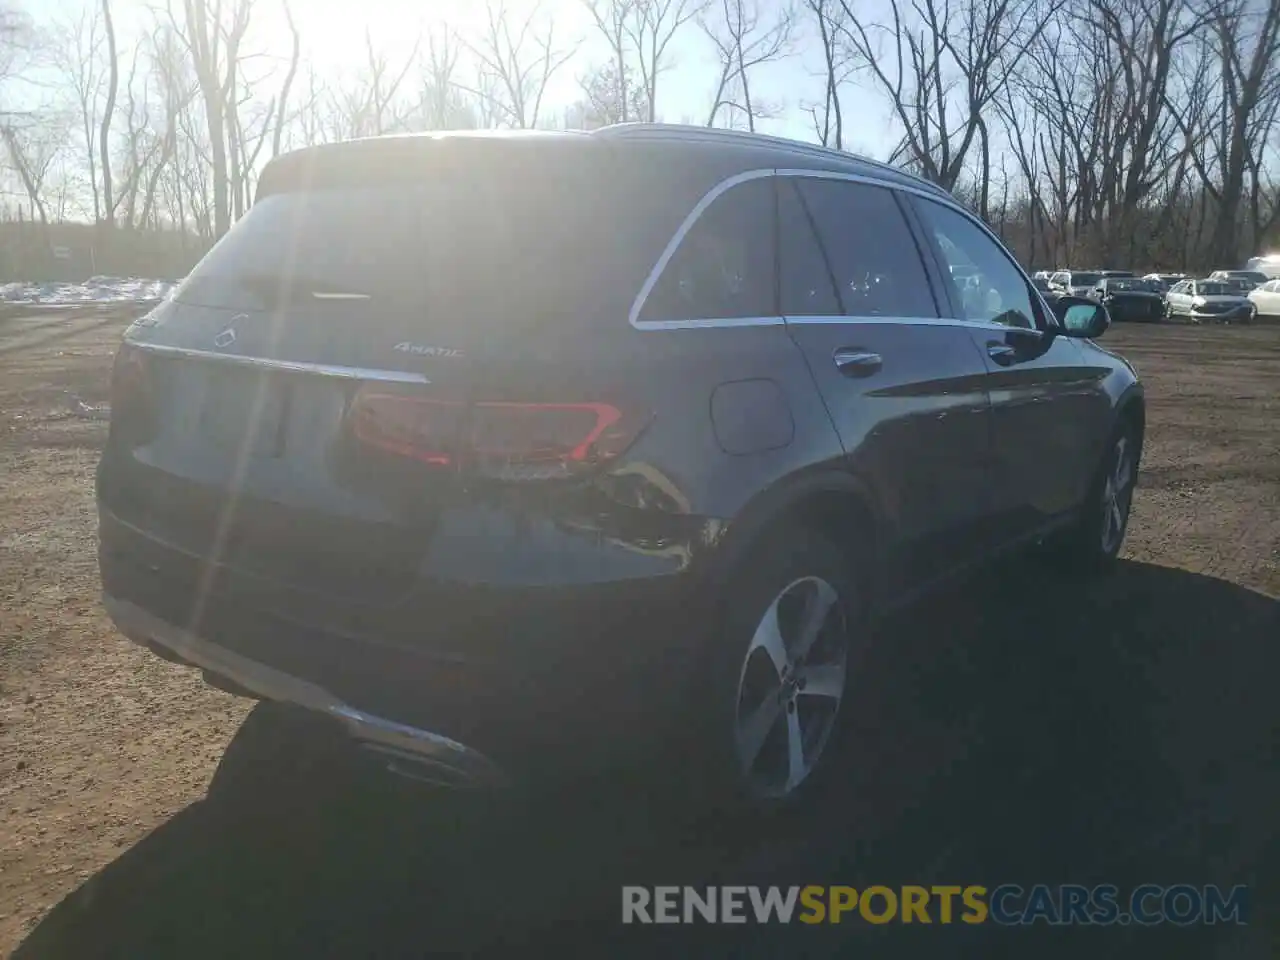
[463,0,577,128]
[583,0,707,122]
[701,0,793,130]
[99,0,118,227]
[1182,0,1280,263]
[50,5,106,222]
[802,0,853,148]
[571,59,650,126]
[839,0,1059,192]
[171,0,253,238]
[271,0,299,156]
[1,113,69,226]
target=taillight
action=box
[109,342,153,422]
[349,394,465,466]
[467,401,644,481]
[349,389,649,481]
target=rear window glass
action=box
[1105,279,1153,292]
[1070,272,1101,285]
[173,146,629,331]
[1197,282,1231,295]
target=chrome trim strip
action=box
[784,315,1038,334]
[632,314,1042,333]
[629,168,776,328]
[127,341,431,384]
[311,292,372,300]
[629,167,981,330]
[102,594,506,787]
[630,315,785,330]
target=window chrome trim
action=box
[785,315,1041,335]
[628,168,776,328]
[629,166,979,331]
[629,315,1046,333]
[126,341,431,383]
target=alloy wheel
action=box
[1100,435,1135,554]
[733,576,848,799]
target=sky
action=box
[27,0,895,156]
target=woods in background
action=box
[0,0,1277,279]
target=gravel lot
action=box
[1,315,1276,957]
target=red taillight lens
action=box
[349,389,648,480]
[109,342,152,417]
[468,401,642,480]
[349,393,465,466]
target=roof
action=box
[259,124,953,202]
[590,123,952,198]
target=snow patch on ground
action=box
[0,276,177,305]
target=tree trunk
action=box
[100,0,119,229]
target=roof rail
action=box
[590,123,950,197]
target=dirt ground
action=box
[1,314,1277,957]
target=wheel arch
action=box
[703,469,885,610]
[1116,384,1146,452]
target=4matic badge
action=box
[393,342,465,358]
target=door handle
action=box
[833,348,882,377]
[986,341,1017,366]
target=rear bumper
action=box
[1190,306,1253,321]
[98,505,710,778]
[104,594,508,787]
[1105,298,1164,321]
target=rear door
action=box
[777,174,995,592]
[908,195,1112,541]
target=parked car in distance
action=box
[1096,269,1135,279]
[1164,278,1256,323]
[1049,269,1104,298]
[1092,276,1164,322]
[96,124,1145,812]
[1208,269,1268,289]
[1032,275,1062,307]
[1247,278,1280,320]
[1143,273,1188,293]
[1244,255,1280,279]
[1220,276,1260,296]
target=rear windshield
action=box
[172,144,636,331]
[1071,272,1101,285]
[1105,278,1153,292]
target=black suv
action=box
[98,125,1144,808]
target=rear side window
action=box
[793,178,938,318]
[778,179,840,316]
[639,177,776,322]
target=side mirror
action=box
[1055,295,1110,339]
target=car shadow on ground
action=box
[14,560,1279,959]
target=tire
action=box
[687,526,863,816]
[1048,421,1139,575]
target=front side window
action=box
[793,177,938,318]
[914,198,1037,329]
[639,177,776,322]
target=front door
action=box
[775,175,996,593]
[907,196,1112,543]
